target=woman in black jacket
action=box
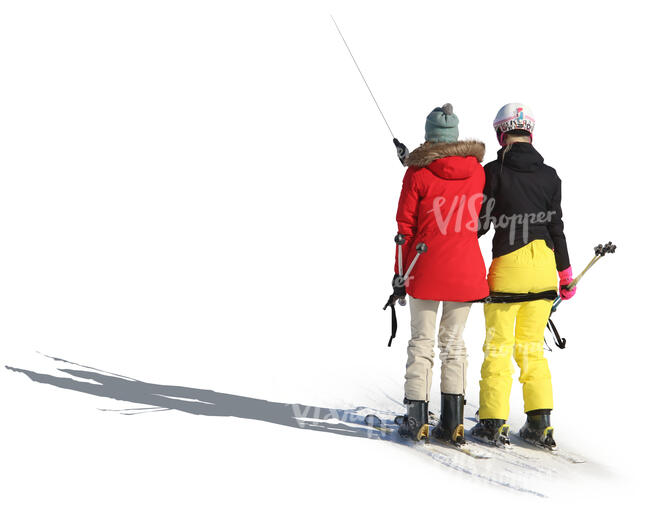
[471,103,576,450]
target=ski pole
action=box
[395,233,406,306]
[387,241,428,308]
[551,241,616,312]
[331,15,409,166]
[402,242,428,281]
[384,240,428,310]
[383,241,428,347]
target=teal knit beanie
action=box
[425,103,459,143]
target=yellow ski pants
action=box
[479,240,557,420]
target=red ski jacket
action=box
[395,140,489,302]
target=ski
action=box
[363,409,585,464]
[434,412,554,463]
[464,432,541,462]
[363,414,492,460]
[549,449,586,464]
[512,435,586,464]
[466,422,586,464]
[427,434,492,459]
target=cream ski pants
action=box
[404,297,472,402]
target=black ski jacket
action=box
[478,142,570,271]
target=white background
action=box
[1,0,648,514]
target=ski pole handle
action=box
[553,266,589,312]
[393,138,409,166]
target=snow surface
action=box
[1,1,649,515]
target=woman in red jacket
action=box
[394,104,489,445]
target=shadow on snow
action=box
[5,355,551,498]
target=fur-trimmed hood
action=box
[406,140,485,168]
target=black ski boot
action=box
[398,399,429,441]
[519,409,556,450]
[470,418,511,447]
[432,393,465,446]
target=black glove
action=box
[393,138,409,166]
[392,274,406,299]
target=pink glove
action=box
[558,266,576,300]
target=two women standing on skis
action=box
[393,103,575,450]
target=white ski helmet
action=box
[493,103,535,144]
